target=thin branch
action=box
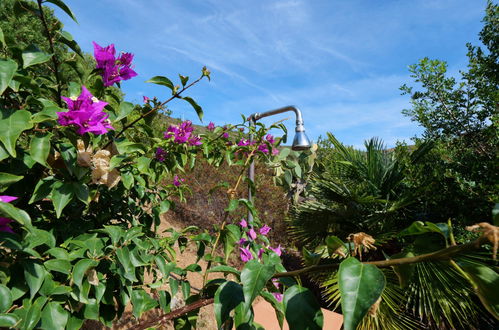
[37,0,63,107]
[273,235,489,278]
[136,298,214,330]
[105,74,205,148]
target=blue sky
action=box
[54,0,487,148]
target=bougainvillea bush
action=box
[0,1,497,330]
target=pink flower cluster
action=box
[0,195,17,233]
[57,86,113,135]
[173,175,185,187]
[206,122,216,131]
[237,134,279,155]
[164,121,202,146]
[238,220,282,262]
[93,42,137,87]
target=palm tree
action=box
[286,134,495,329]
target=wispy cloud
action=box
[56,0,487,147]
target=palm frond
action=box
[320,268,422,330]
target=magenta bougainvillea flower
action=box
[272,148,280,156]
[238,237,248,245]
[164,121,202,146]
[0,195,17,233]
[188,136,202,146]
[239,219,248,228]
[248,228,257,240]
[143,96,150,103]
[269,245,282,256]
[239,247,253,262]
[266,134,275,144]
[206,122,215,131]
[237,139,250,147]
[93,42,137,87]
[259,225,271,236]
[155,147,167,162]
[173,175,185,187]
[0,196,17,203]
[0,217,14,233]
[222,132,229,139]
[272,278,280,289]
[57,86,113,135]
[272,292,283,302]
[257,143,269,154]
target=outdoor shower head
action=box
[249,105,312,151]
[291,130,312,151]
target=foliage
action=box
[0,1,497,330]
[398,0,498,224]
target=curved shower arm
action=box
[249,105,305,132]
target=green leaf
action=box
[182,96,203,121]
[158,291,171,313]
[179,74,189,87]
[460,262,499,319]
[72,259,98,289]
[29,177,54,204]
[136,156,151,174]
[0,201,32,228]
[339,257,386,330]
[57,31,83,58]
[121,172,134,189]
[225,199,239,212]
[71,182,89,204]
[0,27,4,46]
[0,59,18,95]
[0,109,33,157]
[116,247,137,282]
[0,172,23,189]
[283,285,323,330]
[41,301,69,329]
[214,281,244,328]
[115,101,134,122]
[45,0,78,23]
[207,265,241,278]
[51,181,74,218]
[391,251,415,288]
[44,259,71,275]
[154,256,175,277]
[22,45,52,69]
[240,259,275,312]
[29,133,52,166]
[0,284,13,313]
[23,261,47,299]
[82,298,99,320]
[101,225,124,245]
[326,235,346,257]
[0,144,9,161]
[399,221,449,240]
[31,99,60,123]
[0,313,19,327]
[181,281,191,299]
[145,76,174,91]
[302,247,321,266]
[223,224,240,263]
[25,228,55,249]
[131,289,158,319]
[260,291,285,329]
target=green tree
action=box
[399,1,498,224]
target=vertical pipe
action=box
[248,117,255,223]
